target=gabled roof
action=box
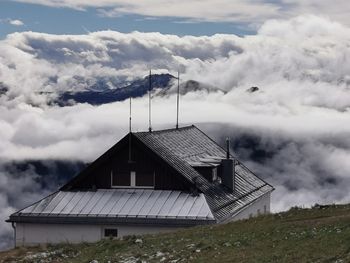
[8,189,215,226]
[134,125,274,221]
[9,125,274,224]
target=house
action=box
[7,125,274,247]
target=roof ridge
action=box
[134,124,196,134]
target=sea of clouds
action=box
[0,15,350,249]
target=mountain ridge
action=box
[57,73,175,106]
[55,74,224,106]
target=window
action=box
[104,228,118,238]
[111,170,154,188]
[136,172,154,187]
[112,171,130,186]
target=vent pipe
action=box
[148,70,152,132]
[221,137,235,192]
[128,97,132,163]
[129,97,132,133]
[176,71,180,129]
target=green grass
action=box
[1,204,350,263]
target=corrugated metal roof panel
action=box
[148,190,172,217]
[158,191,181,217]
[177,194,195,216]
[128,190,153,216]
[167,192,189,217]
[134,126,274,221]
[35,192,63,214]
[89,190,115,215]
[59,191,83,214]
[187,196,205,218]
[98,190,123,216]
[69,191,93,215]
[79,191,102,215]
[108,189,134,215]
[12,189,215,223]
[119,190,144,216]
[22,192,56,215]
[50,192,72,214]
[137,190,162,217]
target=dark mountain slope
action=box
[57,73,175,106]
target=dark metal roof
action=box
[134,125,274,221]
[8,189,215,226]
[8,125,273,224]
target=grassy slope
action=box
[1,204,350,263]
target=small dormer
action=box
[190,138,236,192]
[192,165,218,182]
[188,156,222,183]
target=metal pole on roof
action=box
[148,69,152,132]
[129,97,132,133]
[128,96,132,163]
[176,70,180,129]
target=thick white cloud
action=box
[282,0,350,27]
[1,15,350,249]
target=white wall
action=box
[15,223,181,247]
[231,192,271,221]
[15,193,272,247]
[16,223,101,246]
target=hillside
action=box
[1,204,350,263]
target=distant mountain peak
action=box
[56,74,176,106]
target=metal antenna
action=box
[148,69,152,132]
[129,97,132,133]
[176,70,180,129]
[128,97,132,163]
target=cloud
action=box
[0,19,24,26]
[0,165,50,250]
[0,160,84,250]
[13,0,281,24]
[0,15,350,249]
[8,19,24,26]
[96,0,279,24]
[11,0,350,27]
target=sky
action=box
[1,0,350,38]
[1,0,350,250]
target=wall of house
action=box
[14,193,272,246]
[231,192,271,221]
[68,135,193,191]
[14,223,183,247]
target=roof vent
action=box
[148,70,152,133]
[221,138,235,192]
